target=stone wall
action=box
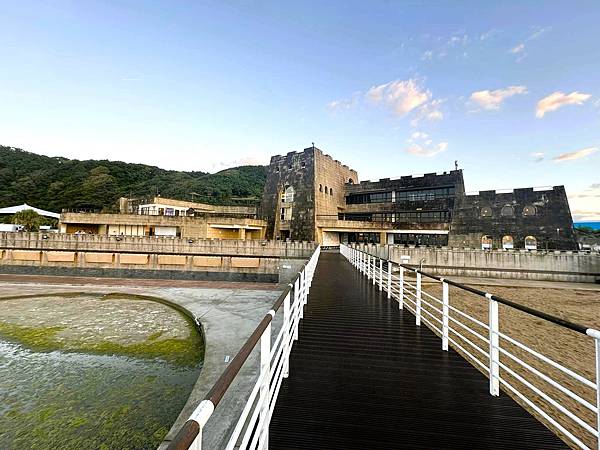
[449,186,578,250]
[354,244,600,283]
[0,232,316,258]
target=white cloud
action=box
[406,132,448,157]
[421,50,433,61]
[366,79,431,117]
[552,147,598,162]
[510,43,525,54]
[480,29,500,41]
[410,99,444,127]
[568,183,600,222]
[469,85,528,111]
[531,152,545,163]
[535,91,592,118]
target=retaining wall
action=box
[354,244,600,283]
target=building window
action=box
[500,205,514,217]
[319,184,323,192]
[523,205,537,216]
[525,235,537,250]
[330,188,333,196]
[481,235,493,250]
[502,235,514,250]
[348,178,354,184]
[280,207,292,221]
[325,186,328,194]
[395,186,455,202]
[346,191,392,204]
[480,207,493,218]
[282,186,295,203]
[301,161,306,168]
[275,166,280,172]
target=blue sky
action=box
[1,1,599,220]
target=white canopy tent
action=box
[0,203,60,219]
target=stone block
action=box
[120,253,149,265]
[85,252,114,263]
[158,255,187,265]
[12,250,41,261]
[192,256,222,267]
[46,251,76,262]
[231,257,260,268]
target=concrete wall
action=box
[354,243,600,283]
[0,232,316,258]
[0,248,281,282]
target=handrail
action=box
[166,246,320,450]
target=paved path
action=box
[270,252,567,449]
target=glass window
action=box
[523,205,536,216]
[500,205,514,217]
[480,207,493,218]
[283,186,295,203]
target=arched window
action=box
[525,236,537,250]
[319,184,323,192]
[502,235,514,250]
[283,186,295,203]
[523,205,537,217]
[325,186,328,194]
[481,235,493,250]
[500,205,514,217]
[480,207,493,218]
[348,178,354,184]
[330,188,333,196]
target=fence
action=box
[166,246,321,450]
[340,243,600,450]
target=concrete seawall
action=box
[0,233,316,283]
[355,244,600,283]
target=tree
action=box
[11,209,43,231]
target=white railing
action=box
[167,246,321,450]
[340,243,600,450]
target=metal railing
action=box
[166,246,321,450]
[340,243,600,450]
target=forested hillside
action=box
[0,146,267,212]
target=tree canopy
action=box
[0,146,267,211]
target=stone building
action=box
[260,146,578,250]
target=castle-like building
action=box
[260,146,578,250]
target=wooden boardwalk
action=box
[270,252,568,449]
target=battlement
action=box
[464,186,561,197]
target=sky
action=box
[0,1,599,220]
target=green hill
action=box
[0,146,267,212]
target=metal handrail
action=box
[341,243,600,450]
[166,246,321,450]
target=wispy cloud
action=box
[406,132,448,157]
[569,183,600,222]
[508,26,551,62]
[531,152,545,163]
[410,99,444,127]
[469,85,528,111]
[480,29,500,41]
[421,50,433,61]
[552,147,598,162]
[536,91,592,118]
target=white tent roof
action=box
[0,203,60,219]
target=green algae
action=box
[0,292,205,367]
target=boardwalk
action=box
[270,252,567,449]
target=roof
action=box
[0,203,60,219]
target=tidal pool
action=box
[0,293,204,450]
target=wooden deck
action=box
[270,252,568,449]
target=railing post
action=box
[416,271,421,326]
[593,335,600,449]
[258,317,272,449]
[399,265,404,310]
[283,291,291,378]
[442,280,449,351]
[373,256,377,286]
[300,270,305,317]
[487,293,500,396]
[293,278,299,341]
[387,260,392,299]
[367,254,371,280]
[378,258,383,290]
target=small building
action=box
[59,197,266,240]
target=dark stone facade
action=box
[260,149,317,241]
[449,186,578,250]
